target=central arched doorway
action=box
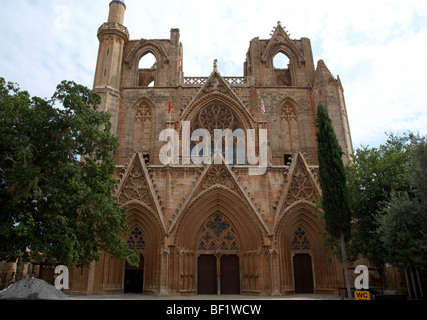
[197,214,240,295]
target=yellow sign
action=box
[355,291,371,300]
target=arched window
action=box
[198,215,239,252]
[138,53,156,69]
[273,52,292,86]
[127,227,146,251]
[138,53,157,87]
[291,227,310,251]
[190,104,244,164]
[273,52,290,69]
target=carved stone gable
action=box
[274,154,320,218]
[116,153,155,209]
[285,160,315,206]
[262,22,306,67]
[203,74,229,95]
[118,161,153,207]
[200,164,235,191]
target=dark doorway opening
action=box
[198,255,217,294]
[220,255,240,294]
[293,254,314,294]
[124,254,144,293]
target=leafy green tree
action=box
[346,134,413,265]
[316,103,352,298]
[0,77,138,267]
[376,137,427,271]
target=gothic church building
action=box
[68,0,353,296]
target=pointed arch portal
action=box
[197,214,240,295]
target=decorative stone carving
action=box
[118,161,153,206]
[198,215,238,252]
[285,160,315,206]
[281,102,297,121]
[192,104,240,133]
[127,227,146,251]
[136,104,151,122]
[201,165,235,190]
[291,227,310,251]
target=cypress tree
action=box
[316,103,352,298]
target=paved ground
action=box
[69,293,344,300]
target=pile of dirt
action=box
[0,278,69,300]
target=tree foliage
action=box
[346,133,414,264]
[316,103,352,297]
[376,137,427,271]
[0,78,138,267]
[316,104,352,239]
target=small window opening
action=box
[139,53,156,69]
[138,53,157,87]
[284,154,292,165]
[273,52,290,69]
[143,154,150,165]
[273,52,292,86]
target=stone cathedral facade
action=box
[67,0,353,296]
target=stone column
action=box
[269,248,281,296]
[158,247,170,296]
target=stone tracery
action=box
[135,104,151,122]
[198,215,239,252]
[281,102,297,121]
[127,227,146,251]
[118,162,152,206]
[285,160,315,206]
[192,104,240,134]
[291,227,310,251]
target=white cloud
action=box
[1,0,426,148]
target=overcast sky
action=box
[1,0,426,149]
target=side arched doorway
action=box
[293,253,314,294]
[124,225,146,294]
[276,204,333,295]
[124,254,144,293]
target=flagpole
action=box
[167,95,172,132]
[261,98,266,121]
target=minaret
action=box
[108,0,126,25]
[93,0,129,135]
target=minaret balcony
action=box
[97,22,129,41]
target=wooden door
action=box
[124,255,144,293]
[198,255,217,294]
[293,254,314,294]
[220,255,240,294]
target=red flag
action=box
[168,99,171,114]
[261,99,265,113]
